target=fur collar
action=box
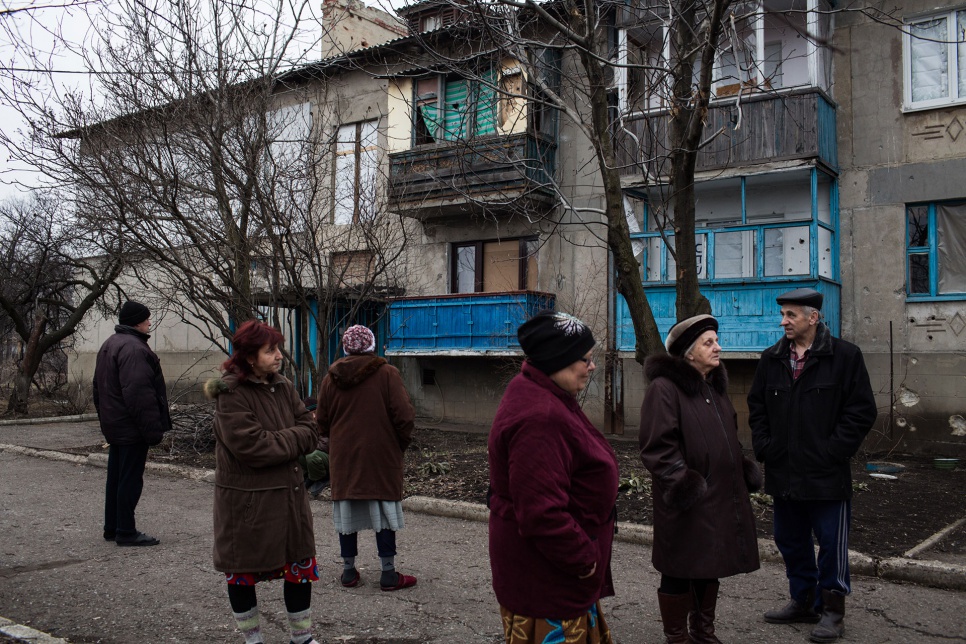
[763,321,833,359]
[644,353,729,396]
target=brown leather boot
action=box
[809,590,845,642]
[764,588,820,624]
[688,581,722,644]
[657,591,692,644]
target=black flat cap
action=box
[776,288,823,310]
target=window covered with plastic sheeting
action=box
[906,201,966,299]
[904,10,966,110]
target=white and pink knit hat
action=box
[342,325,376,355]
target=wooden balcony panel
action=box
[388,132,557,214]
[616,90,837,176]
[386,290,556,355]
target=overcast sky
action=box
[0,0,405,202]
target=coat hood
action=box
[327,354,387,389]
[644,353,728,396]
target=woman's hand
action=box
[578,562,597,579]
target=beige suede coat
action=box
[205,371,317,574]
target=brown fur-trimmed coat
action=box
[204,372,317,574]
[639,355,761,579]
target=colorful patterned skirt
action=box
[224,557,319,585]
[500,601,612,644]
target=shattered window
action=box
[906,201,966,297]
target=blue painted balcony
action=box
[615,89,838,175]
[387,132,558,220]
[386,291,555,354]
[617,280,840,353]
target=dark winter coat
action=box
[488,361,620,619]
[316,354,415,502]
[639,355,761,579]
[205,372,317,574]
[748,322,877,501]
[92,325,171,446]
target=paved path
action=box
[0,422,965,642]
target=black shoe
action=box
[103,530,116,541]
[116,532,160,547]
[341,568,360,587]
[764,598,821,624]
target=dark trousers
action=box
[104,443,150,538]
[339,529,396,558]
[773,498,851,604]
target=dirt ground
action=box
[99,425,966,561]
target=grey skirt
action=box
[332,500,405,534]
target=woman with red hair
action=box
[204,320,319,644]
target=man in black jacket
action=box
[93,301,171,547]
[748,288,877,643]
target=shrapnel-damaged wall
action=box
[835,1,966,456]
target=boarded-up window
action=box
[452,238,539,293]
[330,251,375,288]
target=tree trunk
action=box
[7,314,47,414]
[579,48,665,364]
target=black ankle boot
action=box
[764,588,820,624]
[809,590,845,642]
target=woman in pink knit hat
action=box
[316,324,418,591]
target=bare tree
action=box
[368,0,878,365]
[0,193,124,413]
[0,0,415,392]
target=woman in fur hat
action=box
[204,320,320,644]
[640,314,762,644]
[489,310,619,644]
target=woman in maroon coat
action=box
[489,311,619,644]
[205,320,320,644]
[640,315,762,644]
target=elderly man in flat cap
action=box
[748,288,876,643]
[93,301,171,547]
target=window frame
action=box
[617,0,829,116]
[333,120,379,225]
[411,66,499,146]
[903,9,966,111]
[450,237,539,293]
[630,166,838,284]
[905,200,966,300]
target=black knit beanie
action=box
[119,301,150,326]
[517,310,596,375]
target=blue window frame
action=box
[906,201,966,300]
[628,166,839,285]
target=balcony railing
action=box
[386,290,555,354]
[615,89,837,175]
[616,280,840,353]
[388,132,557,219]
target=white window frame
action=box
[333,120,379,225]
[618,0,828,115]
[903,9,966,111]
